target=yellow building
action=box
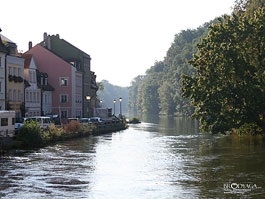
[1,34,25,118]
[0,34,8,110]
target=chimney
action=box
[56,34,60,38]
[28,41,32,50]
[44,32,47,40]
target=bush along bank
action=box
[13,119,128,149]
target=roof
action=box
[40,34,91,58]
[0,34,17,48]
[21,54,33,68]
[0,34,8,53]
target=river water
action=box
[1,116,265,198]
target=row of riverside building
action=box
[0,31,98,123]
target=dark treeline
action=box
[128,0,265,134]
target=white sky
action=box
[1,0,234,87]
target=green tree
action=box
[128,75,144,114]
[141,61,164,114]
[182,8,265,134]
[233,0,265,16]
[128,23,211,117]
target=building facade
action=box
[6,55,25,118]
[36,70,54,116]
[1,34,25,118]
[22,54,41,117]
[0,34,8,110]
[26,44,83,123]
[39,33,98,117]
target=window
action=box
[60,94,68,103]
[13,67,16,76]
[8,89,12,101]
[0,57,1,67]
[0,81,2,92]
[33,92,36,102]
[36,92,39,102]
[44,94,48,104]
[13,89,16,102]
[30,92,32,102]
[60,77,68,86]
[1,118,8,126]
[18,68,21,77]
[32,71,36,82]
[61,110,68,118]
[26,91,29,102]
[18,90,21,101]
[76,95,82,103]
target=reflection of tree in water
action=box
[188,135,265,198]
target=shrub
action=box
[78,124,93,135]
[64,120,81,133]
[43,125,64,143]
[16,120,44,148]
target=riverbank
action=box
[0,120,128,154]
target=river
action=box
[1,116,265,198]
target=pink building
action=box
[26,45,83,123]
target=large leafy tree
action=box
[182,8,265,134]
[141,61,164,114]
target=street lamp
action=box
[86,95,91,117]
[119,97,122,117]
[113,99,116,115]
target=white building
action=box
[36,70,54,116]
[22,54,41,117]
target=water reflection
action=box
[1,117,265,198]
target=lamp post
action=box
[113,99,116,115]
[119,97,122,117]
[86,95,91,117]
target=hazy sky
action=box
[1,0,234,87]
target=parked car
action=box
[67,118,79,123]
[90,117,103,124]
[15,117,25,129]
[78,118,91,125]
[25,116,54,129]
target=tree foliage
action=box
[128,25,210,116]
[97,80,129,114]
[182,8,265,134]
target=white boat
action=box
[0,110,16,137]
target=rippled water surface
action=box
[1,117,265,198]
